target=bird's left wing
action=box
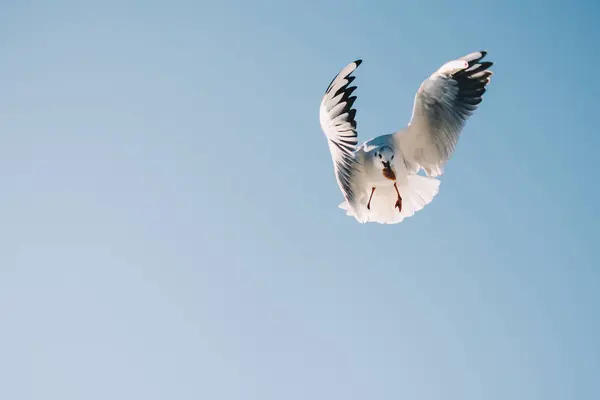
[394,51,493,176]
[319,60,363,204]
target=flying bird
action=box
[319,51,493,224]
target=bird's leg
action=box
[367,187,376,210]
[393,182,402,212]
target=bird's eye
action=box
[391,155,394,160]
[378,154,382,159]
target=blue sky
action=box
[1,0,599,399]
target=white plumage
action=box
[319,51,493,224]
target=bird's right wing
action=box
[319,60,363,204]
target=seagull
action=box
[319,50,493,224]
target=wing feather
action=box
[395,51,493,176]
[319,60,363,203]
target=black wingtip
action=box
[479,52,493,68]
[354,59,363,67]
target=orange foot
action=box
[393,182,402,212]
[367,186,376,210]
[394,197,402,212]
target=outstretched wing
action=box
[319,60,362,203]
[395,51,493,176]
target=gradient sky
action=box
[1,1,599,399]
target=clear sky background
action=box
[1,0,599,399]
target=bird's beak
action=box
[382,161,396,180]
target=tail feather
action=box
[339,175,440,224]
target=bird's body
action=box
[319,51,493,224]
[339,134,441,224]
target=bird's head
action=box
[374,146,396,180]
